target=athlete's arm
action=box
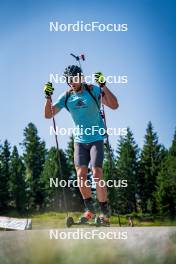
[101,85,119,109]
[44,98,59,119]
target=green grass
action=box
[31,212,176,229]
[2,211,176,229]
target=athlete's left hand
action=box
[94,72,106,87]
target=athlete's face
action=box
[68,75,83,91]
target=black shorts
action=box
[74,140,104,168]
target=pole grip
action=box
[70,53,79,61]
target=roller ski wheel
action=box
[66,216,74,228]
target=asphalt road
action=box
[0,227,176,264]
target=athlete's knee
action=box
[76,166,88,179]
[92,167,103,180]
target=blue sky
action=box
[0,0,176,152]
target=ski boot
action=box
[95,214,110,226]
[95,201,111,226]
[78,210,96,224]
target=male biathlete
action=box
[44,65,119,225]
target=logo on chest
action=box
[74,98,87,109]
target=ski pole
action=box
[49,94,68,216]
[100,102,113,170]
[100,95,121,227]
[70,53,85,73]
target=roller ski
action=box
[66,199,111,227]
[66,212,110,227]
[66,197,100,227]
[66,210,97,227]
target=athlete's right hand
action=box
[44,82,54,97]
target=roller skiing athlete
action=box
[44,65,119,227]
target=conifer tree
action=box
[156,129,176,217]
[0,140,11,210]
[115,128,139,213]
[138,122,165,213]
[22,123,46,209]
[10,146,26,212]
